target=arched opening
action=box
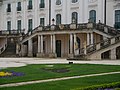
[89,10,96,23]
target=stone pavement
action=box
[0,58,120,68]
[0,71,120,88]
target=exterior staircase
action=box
[72,35,120,60]
[0,38,16,57]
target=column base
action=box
[49,53,57,58]
[68,54,74,58]
[37,53,45,57]
[28,52,33,57]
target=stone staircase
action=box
[0,39,16,57]
[72,35,120,60]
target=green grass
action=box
[0,64,120,85]
[1,74,120,90]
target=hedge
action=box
[72,82,120,90]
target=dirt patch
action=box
[42,68,70,73]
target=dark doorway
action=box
[116,46,120,59]
[56,40,61,57]
[101,50,110,59]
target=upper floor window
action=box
[17,2,21,11]
[56,14,61,25]
[72,0,78,3]
[89,10,96,23]
[56,0,61,5]
[71,12,78,23]
[7,4,11,12]
[7,21,11,31]
[40,18,45,26]
[17,20,21,31]
[28,19,33,32]
[115,10,120,29]
[40,0,45,8]
[28,0,32,10]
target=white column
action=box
[74,34,77,54]
[38,35,41,53]
[53,34,56,53]
[51,35,53,53]
[70,34,73,54]
[111,48,116,60]
[87,33,90,45]
[28,39,33,56]
[90,33,94,44]
[41,35,43,53]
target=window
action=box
[89,10,96,23]
[72,0,78,3]
[40,18,45,26]
[17,20,21,31]
[56,0,61,5]
[40,0,45,8]
[7,21,11,31]
[28,19,32,32]
[28,0,32,10]
[115,10,120,29]
[7,4,11,12]
[17,2,21,11]
[56,14,61,25]
[71,12,78,23]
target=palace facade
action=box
[0,0,120,59]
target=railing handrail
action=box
[0,29,25,35]
[0,41,7,54]
[76,34,120,56]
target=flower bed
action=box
[0,71,24,78]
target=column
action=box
[49,34,56,57]
[51,35,53,53]
[90,33,94,44]
[28,38,33,57]
[37,35,44,57]
[69,34,74,57]
[40,35,43,53]
[87,33,90,45]
[74,34,77,54]
[38,35,41,53]
[53,34,56,53]
[110,48,116,60]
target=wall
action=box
[0,0,119,32]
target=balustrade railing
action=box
[0,42,7,54]
[0,30,25,35]
[28,22,119,37]
[76,35,120,56]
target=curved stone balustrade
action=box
[0,41,7,54]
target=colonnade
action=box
[25,33,94,58]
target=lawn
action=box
[0,64,120,85]
[1,73,120,90]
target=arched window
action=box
[72,12,78,23]
[72,0,78,3]
[89,10,96,23]
[56,0,61,5]
[115,10,120,29]
[56,14,61,25]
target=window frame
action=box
[56,14,61,25]
[89,10,96,23]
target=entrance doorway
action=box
[56,40,61,57]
